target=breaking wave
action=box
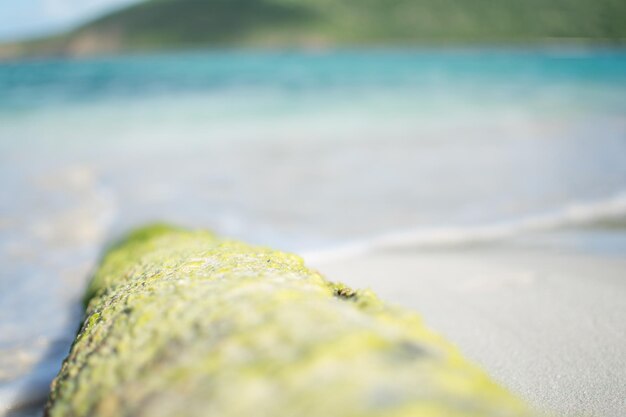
[303,192,626,263]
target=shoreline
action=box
[1,42,626,64]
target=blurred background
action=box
[0,1,625,417]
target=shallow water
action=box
[1,48,625,414]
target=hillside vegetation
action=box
[2,0,625,58]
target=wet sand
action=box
[309,247,626,417]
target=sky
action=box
[0,0,142,41]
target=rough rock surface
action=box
[45,224,533,417]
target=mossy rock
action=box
[46,224,534,417]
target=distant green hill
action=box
[2,0,625,58]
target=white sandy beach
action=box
[3,243,625,417]
[1,50,625,417]
[309,246,626,417]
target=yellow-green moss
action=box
[46,224,534,417]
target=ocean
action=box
[1,48,625,415]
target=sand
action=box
[4,244,624,417]
[309,246,626,417]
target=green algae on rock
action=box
[46,224,533,417]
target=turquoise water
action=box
[1,49,626,414]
